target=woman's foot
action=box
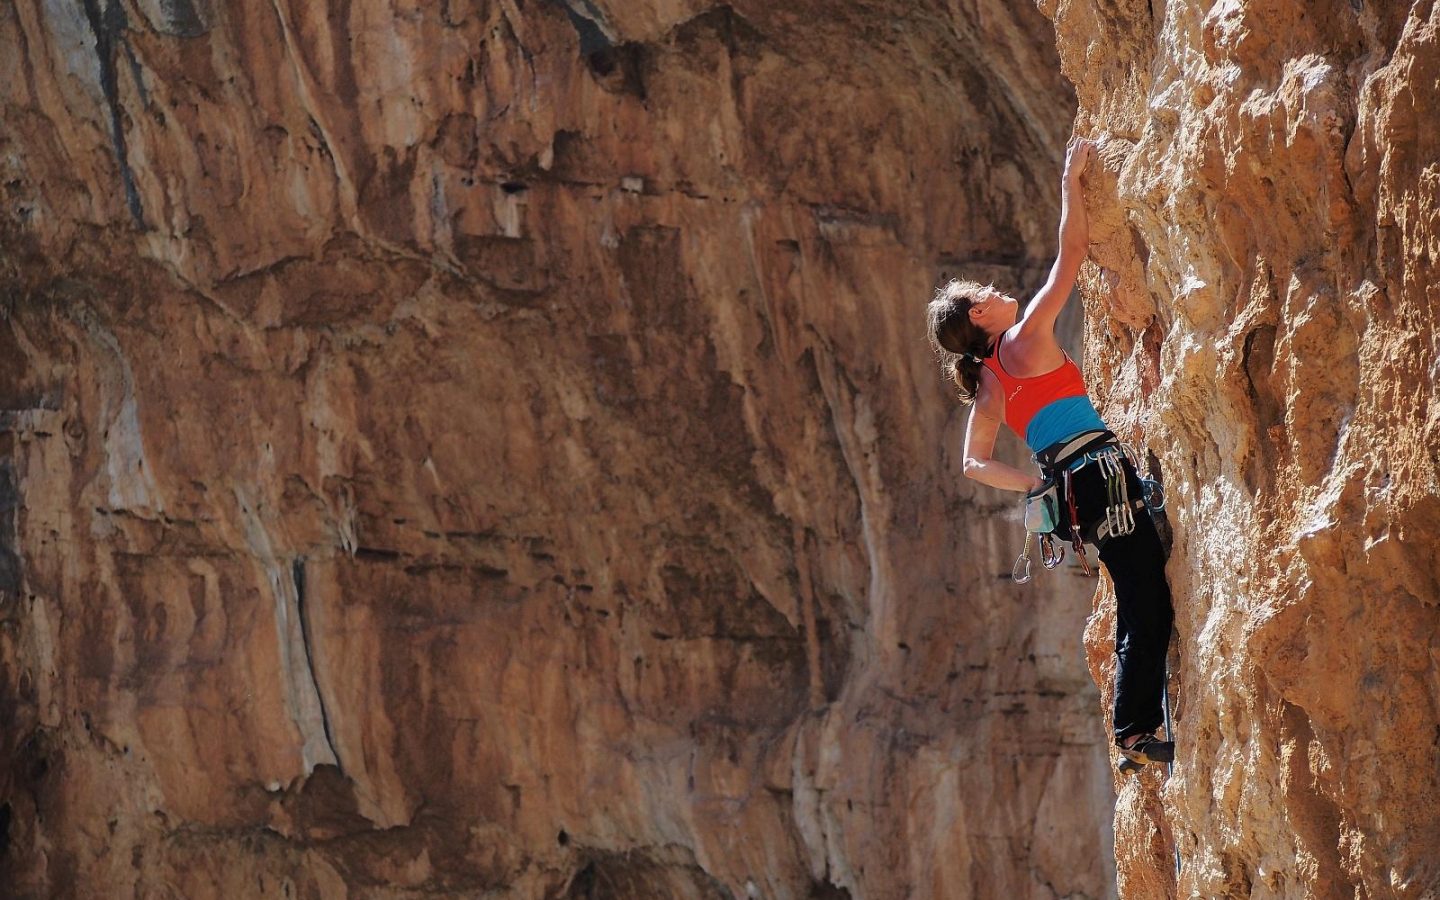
[1115,732,1174,765]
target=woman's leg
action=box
[1068,459,1175,741]
[1098,508,1173,740]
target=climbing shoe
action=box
[1116,733,1174,767]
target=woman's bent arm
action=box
[962,375,1043,493]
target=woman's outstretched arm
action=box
[963,371,1044,492]
[1019,137,1094,338]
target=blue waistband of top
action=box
[1024,396,1110,470]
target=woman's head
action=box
[926,279,1012,404]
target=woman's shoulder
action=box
[1005,322,1065,373]
[1010,315,1061,346]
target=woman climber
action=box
[925,137,1175,771]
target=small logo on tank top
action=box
[1009,387,1022,402]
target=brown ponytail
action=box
[926,279,994,404]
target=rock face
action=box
[1045,0,1440,897]
[0,2,1119,898]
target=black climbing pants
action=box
[1067,457,1174,740]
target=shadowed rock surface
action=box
[0,2,1116,898]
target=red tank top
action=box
[981,334,1089,437]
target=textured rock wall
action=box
[1046,0,1440,897]
[1,2,1117,898]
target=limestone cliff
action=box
[1046,0,1440,897]
[0,2,1116,898]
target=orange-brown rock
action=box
[1046,0,1440,896]
[1,2,1120,898]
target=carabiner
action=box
[1012,533,1034,584]
[1040,533,1065,569]
[1141,477,1166,511]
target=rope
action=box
[1163,665,1180,881]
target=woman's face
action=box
[967,289,1017,331]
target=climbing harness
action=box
[1009,430,1166,583]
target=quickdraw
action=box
[1062,465,1092,576]
[1098,446,1135,541]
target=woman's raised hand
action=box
[1064,136,1096,185]
[1020,135,1094,333]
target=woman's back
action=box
[983,332,1107,453]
